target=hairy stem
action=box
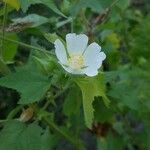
[0,35,54,55]
[0,3,7,59]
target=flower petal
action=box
[54,39,67,64]
[66,33,88,54]
[83,42,106,69]
[99,52,106,61]
[83,67,99,77]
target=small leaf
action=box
[44,33,60,44]
[44,33,65,44]
[11,14,49,28]
[19,0,66,17]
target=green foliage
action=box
[130,14,150,65]
[63,86,81,117]
[44,33,64,44]
[0,0,150,149]
[0,63,51,104]
[2,33,18,62]
[71,0,112,16]
[12,14,49,28]
[0,120,56,150]
[97,133,124,150]
[75,74,110,128]
[93,99,113,123]
[3,0,20,10]
[19,0,66,17]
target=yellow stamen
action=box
[68,54,84,69]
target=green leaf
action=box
[106,66,149,110]
[2,33,18,62]
[97,133,124,150]
[44,33,59,44]
[0,121,42,150]
[0,65,51,104]
[0,58,11,75]
[75,74,110,128]
[0,5,14,16]
[3,0,20,10]
[63,86,81,117]
[0,120,57,150]
[93,98,113,123]
[31,49,56,75]
[56,17,73,28]
[116,0,130,10]
[113,122,124,135]
[20,0,66,17]
[41,128,58,150]
[12,14,49,28]
[71,0,112,16]
[44,33,65,44]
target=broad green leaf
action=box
[3,0,20,10]
[0,120,57,150]
[12,14,49,28]
[2,33,18,62]
[75,74,110,128]
[32,50,56,75]
[0,65,51,104]
[0,121,42,150]
[19,0,66,17]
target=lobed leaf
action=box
[75,74,110,128]
[0,65,51,104]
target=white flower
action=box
[54,33,106,77]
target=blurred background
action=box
[0,0,150,150]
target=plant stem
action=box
[7,105,23,119]
[71,18,74,33]
[0,105,23,124]
[0,2,7,59]
[43,117,77,145]
[42,82,70,110]
[0,35,54,55]
[110,0,120,8]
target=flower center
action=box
[68,54,84,70]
